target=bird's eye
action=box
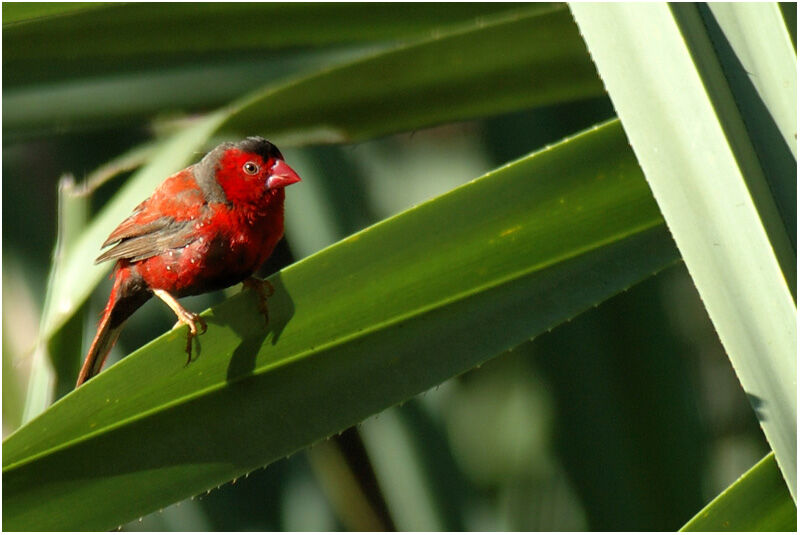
[243,161,260,175]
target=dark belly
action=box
[136,233,274,297]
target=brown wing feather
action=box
[95,217,197,264]
[96,168,211,264]
[101,201,148,247]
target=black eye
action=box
[243,162,259,175]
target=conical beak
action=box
[267,159,302,189]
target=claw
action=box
[242,276,272,326]
[154,288,206,365]
[171,311,206,365]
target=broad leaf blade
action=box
[571,2,797,498]
[4,3,535,75]
[220,5,602,145]
[681,452,796,531]
[2,120,679,530]
[5,5,601,139]
[703,3,797,244]
[2,49,373,139]
[1,2,111,26]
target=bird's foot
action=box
[172,311,207,365]
[154,288,207,365]
[242,276,273,326]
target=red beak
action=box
[267,159,302,189]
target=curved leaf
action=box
[2,49,373,139]
[1,2,111,26]
[681,452,796,531]
[5,4,601,139]
[3,3,548,86]
[220,5,602,145]
[3,120,678,530]
[4,3,534,60]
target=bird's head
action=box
[200,137,301,207]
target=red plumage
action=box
[76,137,301,387]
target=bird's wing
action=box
[95,169,209,264]
[95,216,198,263]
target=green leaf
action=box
[531,269,708,529]
[3,3,545,85]
[34,5,602,348]
[21,175,91,424]
[2,49,373,139]
[571,2,797,498]
[702,3,797,244]
[1,2,111,26]
[681,452,796,531]
[2,119,679,530]
[4,4,601,139]
[220,5,602,145]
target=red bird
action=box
[76,137,301,387]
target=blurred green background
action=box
[2,3,772,530]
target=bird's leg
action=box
[242,276,273,326]
[153,288,207,365]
